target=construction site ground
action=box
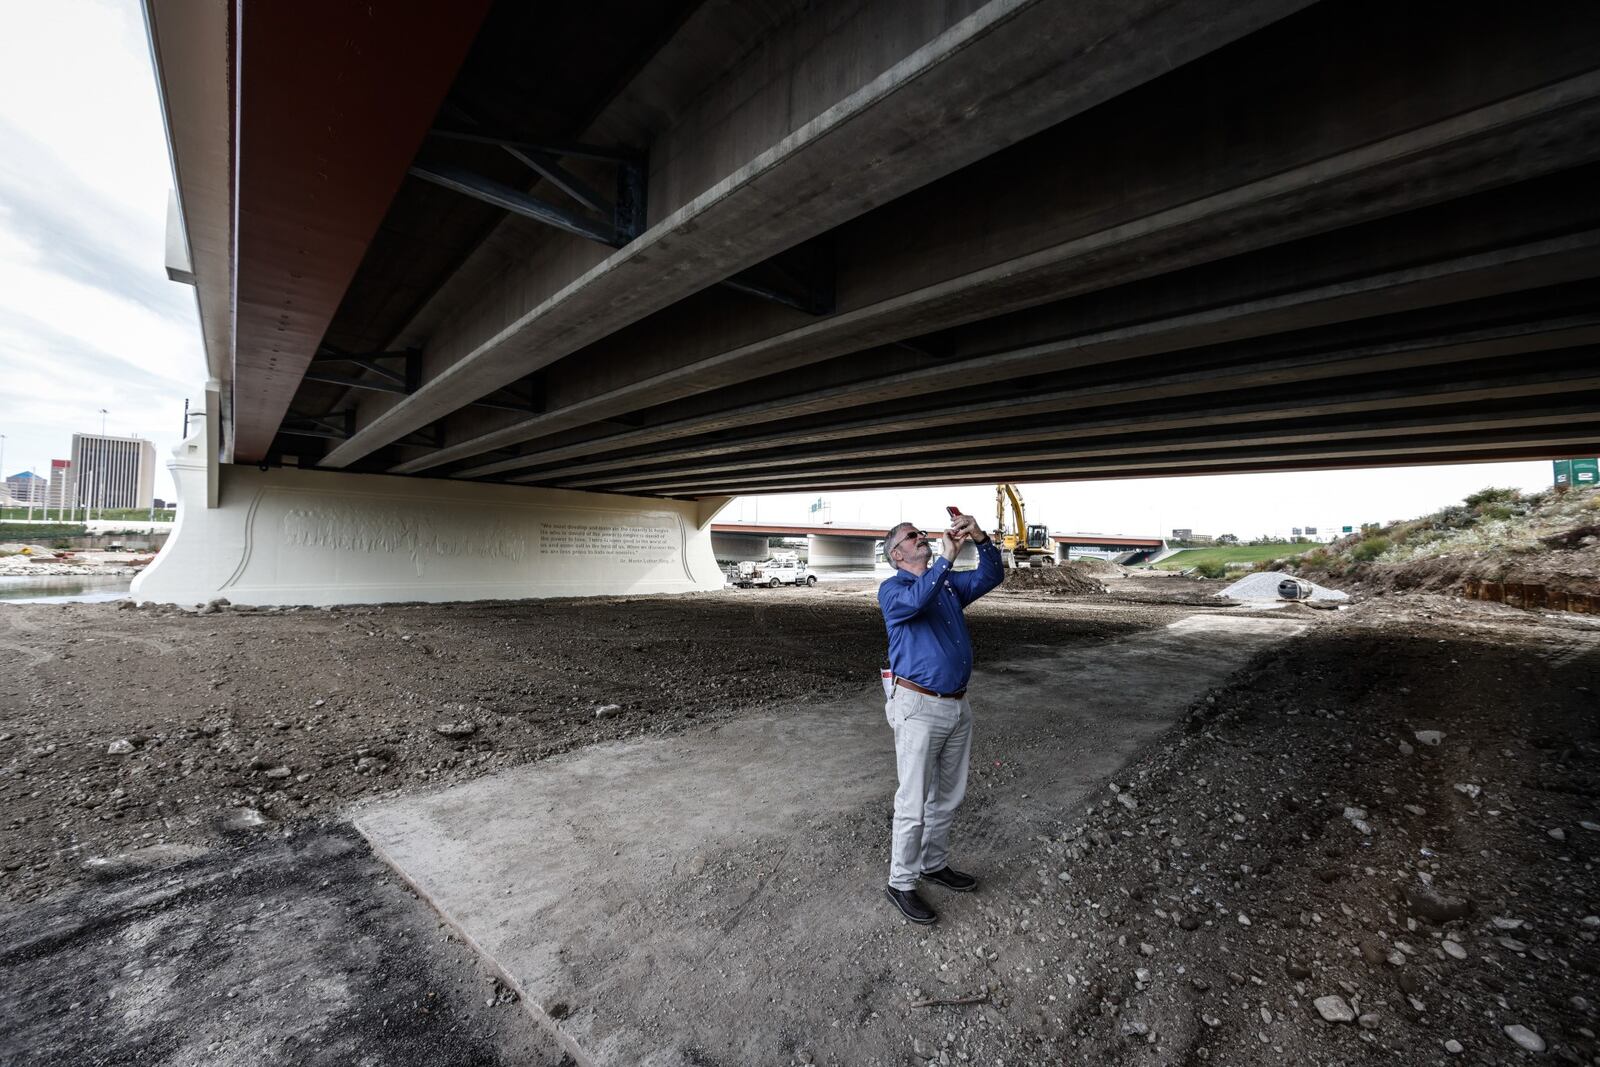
[2,573,1597,1065]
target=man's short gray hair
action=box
[883,521,916,563]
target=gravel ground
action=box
[0,588,1188,905]
[948,604,1600,1067]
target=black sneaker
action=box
[885,886,937,924]
[921,866,978,893]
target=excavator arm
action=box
[994,482,1055,566]
[995,483,1028,542]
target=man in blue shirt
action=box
[878,512,1004,924]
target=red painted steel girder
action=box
[231,0,491,461]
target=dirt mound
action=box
[998,564,1106,595]
[1067,558,1125,577]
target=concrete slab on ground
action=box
[354,612,1306,1065]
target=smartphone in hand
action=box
[946,506,965,541]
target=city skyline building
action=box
[43,458,72,509]
[4,470,47,506]
[68,433,156,510]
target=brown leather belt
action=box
[894,676,966,700]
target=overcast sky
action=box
[0,0,200,500]
[0,1,1569,529]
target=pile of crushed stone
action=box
[999,564,1106,595]
[1219,570,1348,602]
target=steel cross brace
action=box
[310,347,422,392]
[280,409,356,440]
[423,125,646,247]
[420,125,828,314]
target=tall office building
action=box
[4,471,47,505]
[44,459,72,509]
[69,434,157,510]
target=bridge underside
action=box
[144,0,1600,602]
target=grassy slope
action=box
[1150,543,1309,571]
[1292,484,1599,571]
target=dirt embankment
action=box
[1302,542,1600,600]
[1295,485,1600,601]
[959,604,1600,1066]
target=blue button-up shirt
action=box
[879,539,1005,693]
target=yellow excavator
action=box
[994,483,1053,568]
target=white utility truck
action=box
[729,555,817,587]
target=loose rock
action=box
[1503,1025,1545,1053]
[1405,886,1474,924]
[1314,995,1355,1023]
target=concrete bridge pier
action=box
[132,423,729,607]
[806,535,877,568]
[710,533,770,561]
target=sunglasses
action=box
[887,529,927,558]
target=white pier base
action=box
[132,434,728,606]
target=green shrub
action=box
[1350,536,1391,562]
[0,522,87,540]
[1464,486,1520,509]
[1192,560,1228,579]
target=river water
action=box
[0,575,133,604]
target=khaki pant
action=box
[885,685,973,890]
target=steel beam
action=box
[226,0,491,461]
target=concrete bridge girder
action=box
[503,187,1600,489]
[316,0,1311,470]
[394,12,1600,480]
